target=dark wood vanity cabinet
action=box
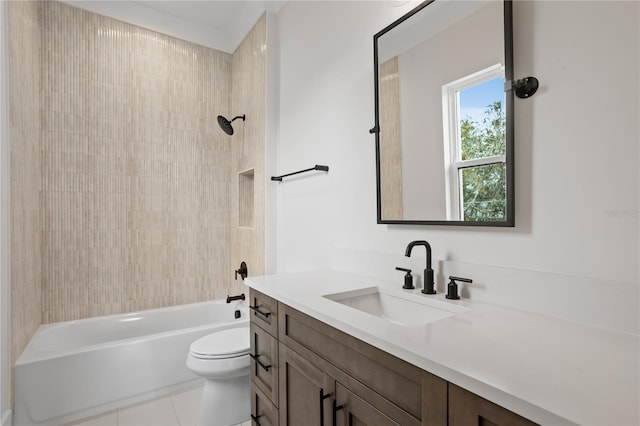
[249,288,536,426]
[448,384,537,426]
[279,341,421,426]
[251,384,279,426]
[278,344,331,426]
[277,302,440,426]
[334,382,404,426]
[249,289,280,425]
[250,322,278,403]
[249,289,279,336]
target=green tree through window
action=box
[459,101,506,221]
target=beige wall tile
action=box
[229,14,267,296]
[379,57,403,219]
[38,1,235,323]
[8,0,43,404]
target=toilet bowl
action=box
[186,326,250,426]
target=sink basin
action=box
[323,286,468,326]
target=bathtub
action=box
[13,299,248,426]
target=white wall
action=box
[265,12,280,275]
[275,0,639,290]
[0,1,11,423]
[398,0,502,219]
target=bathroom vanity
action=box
[245,271,639,425]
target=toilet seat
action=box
[189,327,249,360]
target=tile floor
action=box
[70,385,251,426]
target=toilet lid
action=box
[190,327,249,359]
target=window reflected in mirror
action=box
[442,65,506,221]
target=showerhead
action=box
[217,114,246,136]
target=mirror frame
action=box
[373,0,514,227]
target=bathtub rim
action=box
[16,299,248,366]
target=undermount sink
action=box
[323,286,468,326]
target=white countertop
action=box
[245,270,639,426]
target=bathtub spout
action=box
[226,294,246,303]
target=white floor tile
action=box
[69,411,118,426]
[117,396,180,426]
[170,386,203,426]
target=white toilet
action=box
[186,326,250,426]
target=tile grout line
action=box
[169,393,182,426]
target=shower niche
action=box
[239,168,255,228]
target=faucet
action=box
[226,293,246,303]
[404,240,435,294]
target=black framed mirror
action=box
[373,0,514,226]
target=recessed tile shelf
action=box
[239,168,255,228]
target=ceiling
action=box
[64,1,284,53]
[132,1,249,29]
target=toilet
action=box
[186,326,250,426]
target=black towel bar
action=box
[271,165,329,181]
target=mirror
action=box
[373,0,514,226]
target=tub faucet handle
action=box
[235,261,248,280]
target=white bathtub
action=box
[14,299,248,426]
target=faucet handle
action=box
[446,276,472,300]
[395,267,415,290]
[235,261,248,280]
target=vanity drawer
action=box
[250,322,279,406]
[249,288,279,336]
[251,384,278,426]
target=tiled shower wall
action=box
[8,0,42,384]
[39,1,233,322]
[379,57,403,219]
[230,15,267,288]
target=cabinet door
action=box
[449,384,538,426]
[333,383,399,426]
[278,344,333,426]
